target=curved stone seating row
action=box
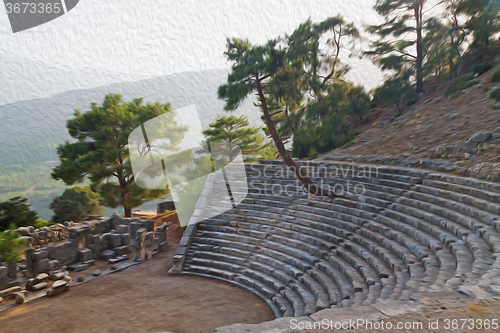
[175,160,500,318]
[243,166,497,286]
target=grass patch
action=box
[472,62,494,76]
[491,69,500,83]
[445,75,480,98]
[490,88,500,102]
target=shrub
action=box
[445,75,479,98]
[50,186,104,223]
[0,226,27,263]
[491,70,500,83]
[490,88,500,102]
[33,219,54,228]
[472,62,494,76]
[0,197,38,231]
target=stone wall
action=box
[19,214,168,278]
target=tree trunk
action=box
[124,206,132,218]
[415,5,424,94]
[256,80,336,197]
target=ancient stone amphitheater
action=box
[171,160,500,332]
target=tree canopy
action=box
[203,115,271,162]
[0,197,38,231]
[52,94,173,217]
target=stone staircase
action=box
[170,160,500,321]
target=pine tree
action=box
[457,0,500,50]
[218,38,335,196]
[203,115,271,162]
[366,0,444,94]
[0,197,38,231]
[52,94,176,217]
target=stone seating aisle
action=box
[171,160,500,319]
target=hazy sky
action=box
[0,0,388,104]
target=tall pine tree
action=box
[52,94,177,217]
[218,38,335,196]
[366,0,443,94]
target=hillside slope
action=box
[322,62,500,181]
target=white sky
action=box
[0,0,390,104]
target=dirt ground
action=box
[0,223,274,333]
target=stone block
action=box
[47,280,69,296]
[83,260,95,267]
[92,235,102,244]
[144,220,155,232]
[33,259,50,275]
[78,249,92,262]
[107,255,128,264]
[135,228,147,261]
[154,232,167,242]
[15,292,25,304]
[31,250,48,262]
[49,260,60,270]
[74,263,89,272]
[50,272,66,281]
[31,282,48,291]
[99,249,116,260]
[156,224,168,233]
[117,225,130,234]
[0,286,21,298]
[6,262,17,279]
[87,243,103,259]
[120,234,131,246]
[158,241,168,252]
[115,246,128,256]
[47,241,79,266]
[109,234,121,249]
[129,222,140,239]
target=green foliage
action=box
[292,113,357,159]
[0,226,27,263]
[491,69,500,83]
[366,0,437,93]
[372,72,414,113]
[490,88,500,102]
[472,62,494,76]
[445,75,479,98]
[0,197,38,231]
[203,115,271,162]
[456,0,500,50]
[218,16,364,196]
[50,186,104,223]
[33,219,54,228]
[51,94,173,217]
[259,146,279,160]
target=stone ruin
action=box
[0,213,168,301]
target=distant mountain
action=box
[0,51,150,106]
[1,67,261,147]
